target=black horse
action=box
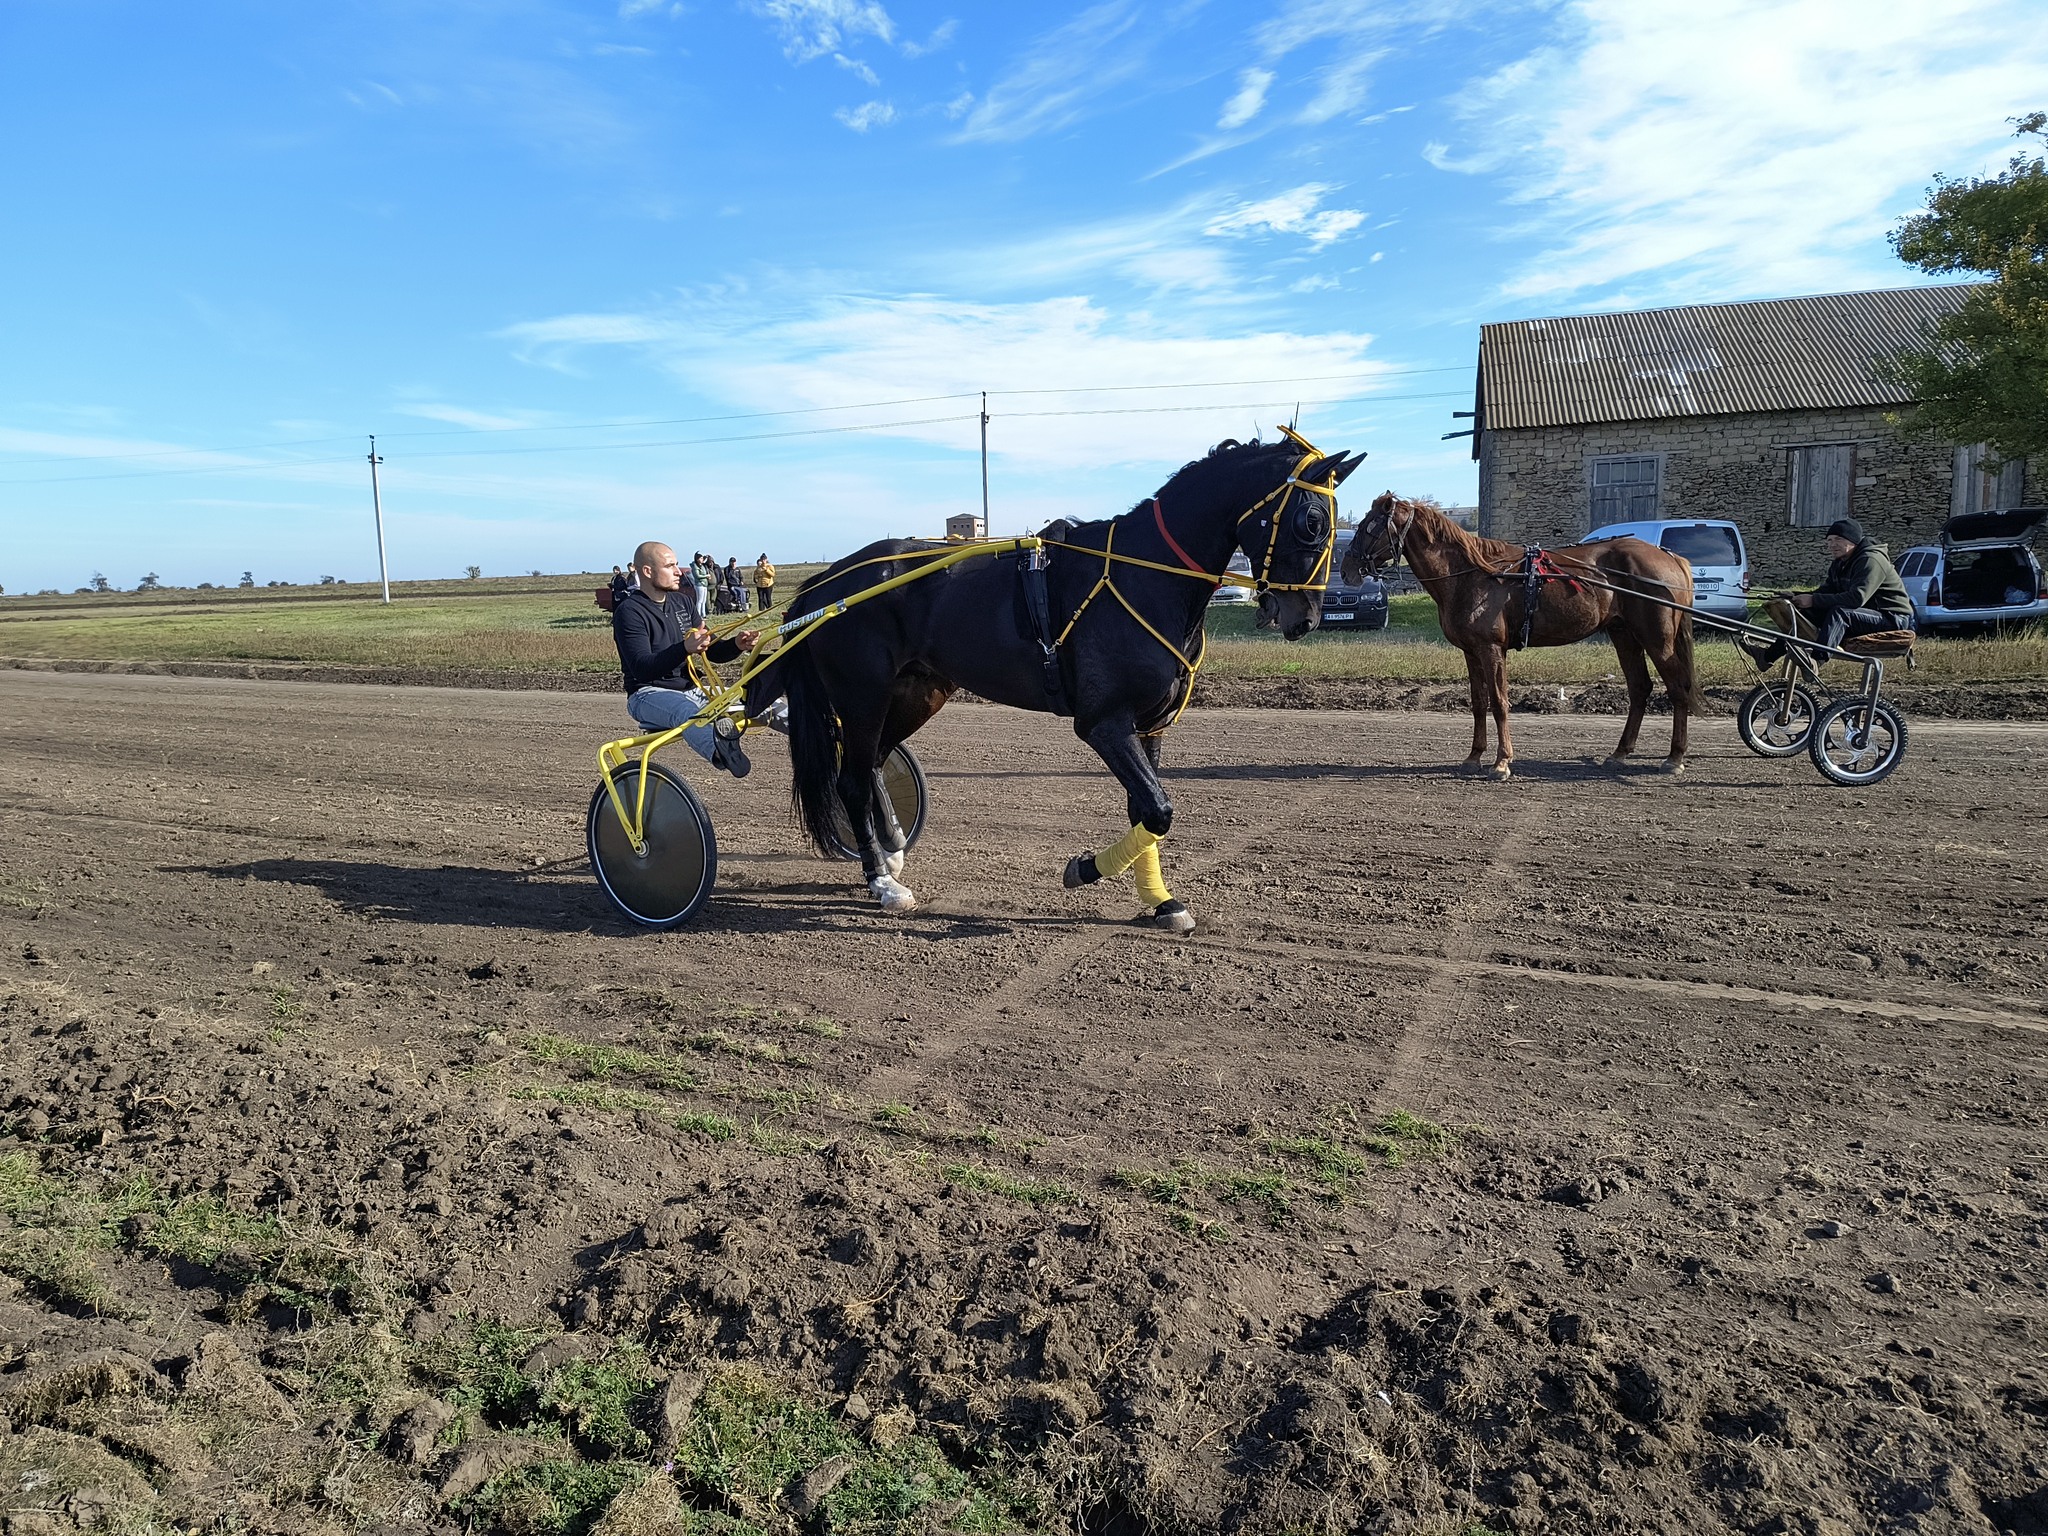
[747,433,1365,930]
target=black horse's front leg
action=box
[1063,715,1194,935]
[834,711,916,912]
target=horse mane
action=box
[1122,436,1295,517]
[1375,491,1530,569]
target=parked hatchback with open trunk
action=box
[1898,507,2048,633]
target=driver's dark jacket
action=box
[1810,541,1912,618]
[612,586,742,694]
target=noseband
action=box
[1235,427,1340,595]
[1355,498,1414,579]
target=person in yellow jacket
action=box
[753,553,775,612]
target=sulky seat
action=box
[1841,631,1917,659]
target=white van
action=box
[1582,519,1750,623]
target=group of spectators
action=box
[609,552,775,615]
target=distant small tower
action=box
[945,513,986,542]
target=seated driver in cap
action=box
[1742,517,1915,672]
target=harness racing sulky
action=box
[1344,492,1913,787]
[588,430,1365,931]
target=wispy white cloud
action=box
[498,312,673,370]
[394,403,554,432]
[834,52,879,86]
[835,100,898,132]
[900,18,957,59]
[1206,184,1364,248]
[494,290,1391,469]
[1439,0,2048,304]
[1217,67,1273,130]
[953,1,1149,143]
[749,0,895,63]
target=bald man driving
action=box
[612,541,761,776]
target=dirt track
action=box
[3,671,2046,1536]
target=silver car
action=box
[1898,508,2046,633]
[1582,518,1750,623]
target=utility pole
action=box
[979,391,990,534]
[368,435,391,604]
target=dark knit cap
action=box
[1826,518,1866,544]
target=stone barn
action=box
[1470,284,2035,584]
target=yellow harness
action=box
[1043,432,1341,729]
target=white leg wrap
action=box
[869,874,918,912]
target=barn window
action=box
[1788,443,1855,527]
[1952,443,2026,518]
[1587,455,1660,530]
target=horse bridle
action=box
[1352,495,1415,580]
[1232,426,1340,594]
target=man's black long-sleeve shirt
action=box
[612,585,743,693]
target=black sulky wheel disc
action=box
[825,743,929,862]
[587,759,718,927]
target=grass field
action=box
[3,578,2043,687]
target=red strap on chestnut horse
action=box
[1152,497,1216,581]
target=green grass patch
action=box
[467,1458,646,1536]
[1111,1160,1295,1228]
[1367,1108,1453,1162]
[512,1083,665,1114]
[525,1032,698,1093]
[0,1151,357,1314]
[543,1346,657,1458]
[674,1111,738,1142]
[941,1163,1074,1206]
[674,1370,1031,1534]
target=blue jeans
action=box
[627,687,717,765]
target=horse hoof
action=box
[1658,759,1687,776]
[1148,900,1195,936]
[883,849,905,878]
[868,875,918,913]
[1604,754,1629,768]
[1490,762,1513,781]
[1063,853,1100,889]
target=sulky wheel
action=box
[1807,698,1908,787]
[1735,679,1819,758]
[587,758,718,927]
[825,743,929,862]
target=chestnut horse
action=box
[1342,493,1698,779]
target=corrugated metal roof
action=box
[1477,284,1979,436]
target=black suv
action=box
[1318,572,1389,631]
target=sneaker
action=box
[1737,636,1781,670]
[711,718,751,779]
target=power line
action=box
[0,366,1473,469]
[0,386,1468,487]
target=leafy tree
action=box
[239,571,255,588]
[1886,112,2048,464]
[465,565,482,580]
[137,572,160,591]
[89,572,111,592]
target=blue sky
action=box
[3,0,2043,592]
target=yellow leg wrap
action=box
[1131,842,1172,908]
[1094,822,1161,879]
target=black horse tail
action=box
[763,642,845,854]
